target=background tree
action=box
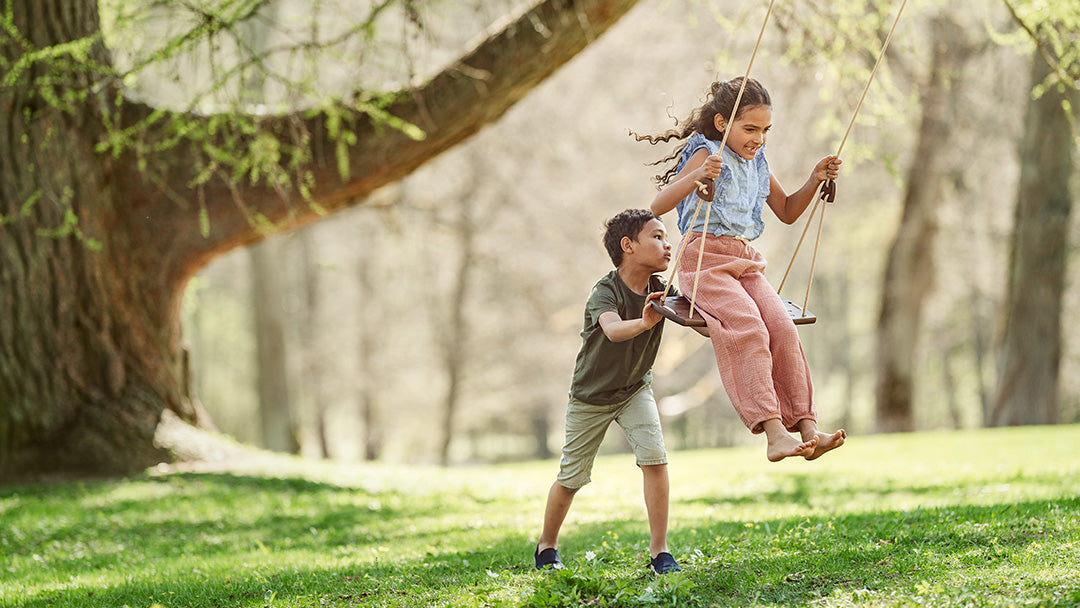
[989,0,1079,427]
[434,164,478,466]
[990,60,1078,427]
[239,1,299,454]
[296,229,331,459]
[875,13,980,432]
[250,238,300,452]
[0,0,642,479]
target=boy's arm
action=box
[597,292,665,343]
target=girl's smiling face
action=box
[715,104,772,160]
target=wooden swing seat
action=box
[651,296,707,328]
[650,295,816,329]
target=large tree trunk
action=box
[988,56,1077,427]
[1,0,641,480]
[0,1,204,478]
[874,15,970,433]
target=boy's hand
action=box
[813,155,842,183]
[642,292,665,329]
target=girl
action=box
[638,77,846,462]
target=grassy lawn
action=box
[3,425,1080,607]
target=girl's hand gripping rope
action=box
[814,155,841,203]
[694,152,724,200]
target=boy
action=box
[534,208,681,575]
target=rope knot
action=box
[820,179,836,203]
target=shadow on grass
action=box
[13,532,541,608]
[2,471,514,604]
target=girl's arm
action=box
[649,149,724,217]
[766,155,841,225]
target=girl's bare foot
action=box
[804,429,846,461]
[766,433,817,462]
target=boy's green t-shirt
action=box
[569,270,677,405]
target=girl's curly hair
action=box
[631,77,772,188]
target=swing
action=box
[651,0,907,333]
[653,294,817,327]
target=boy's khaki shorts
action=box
[556,384,668,489]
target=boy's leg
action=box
[640,464,669,558]
[537,481,578,553]
[614,386,675,561]
[536,397,616,564]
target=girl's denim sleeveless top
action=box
[675,132,770,240]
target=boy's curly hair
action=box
[631,77,772,188]
[603,209,659,268]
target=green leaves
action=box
[7,0,433,241]
[356,99,426,142]
[1001,0,1080,90]
[32,192,103,250]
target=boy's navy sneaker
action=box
[534,546,564,571]
[649,552,681,574]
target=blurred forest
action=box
[175,0,1079,464]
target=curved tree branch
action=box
[133,0,640,286]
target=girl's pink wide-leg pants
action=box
[677,233,816,433]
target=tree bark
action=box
[0,0,641,479]
[0,0,198,477]
[988,56,1077,427]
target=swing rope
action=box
[659,0,777,316]
[777,0,910,317]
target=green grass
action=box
[3,425,1080,607]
